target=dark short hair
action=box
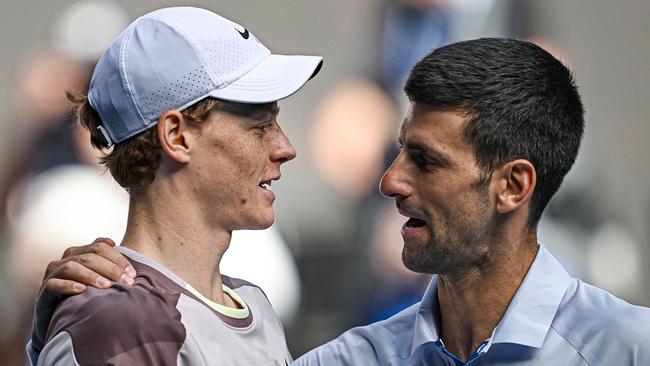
[404,38,584,225]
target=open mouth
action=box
[404,217,426,229]
[259,180,272,191]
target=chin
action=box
[233,204,276,230]
[402,249,423,273]
[245,212,275,230]
[401,244,443,275]
[234,221,273,231]
[255,218,274,230]
[260,209,275,228]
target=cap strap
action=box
[97,125,114,147]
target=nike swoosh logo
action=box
[237,28,249,39]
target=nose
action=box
[379,153,412,199]
[271,126,297,164]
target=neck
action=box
[436,230,538,361]
[120,184,233,307]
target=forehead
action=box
[400,103,473,156]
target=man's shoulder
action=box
[48,275,185,342]
[42,281,186,365]
[557,279,650,330]
[295,302,421,365]
[552,278,650,361]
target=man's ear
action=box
[491,159,536,214]
[157,110,194,163]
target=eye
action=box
[408,149,437,169]
[253,124,268,137]
[252,120,275,137]
[409,151,426,166]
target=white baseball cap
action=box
[88,7,323,146]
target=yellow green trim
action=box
[185,283,250,319]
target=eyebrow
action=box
[250,104,280,123]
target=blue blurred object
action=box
[381,2,450,96]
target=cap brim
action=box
[209,54,323,103]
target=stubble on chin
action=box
[401,218,492,276]
[401,224,453,275]
[402,239,455,275]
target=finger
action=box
[85,240,135,279]
[42,278,87,296]
[60,237,116,259]
[48,260,114,288]
[60,238,135,279]
[44,259,66,280]
[73,253,134,284]
[94,237,117,247]
[91,237,117,249]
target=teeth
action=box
[260,182,271,190]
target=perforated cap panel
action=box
[88,7,320,146]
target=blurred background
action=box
[0,0,649,364]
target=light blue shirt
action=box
[295,244,650,365]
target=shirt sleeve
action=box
[40,285,187,365]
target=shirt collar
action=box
[490,244,571,347]
[411,275,440,355]
[410,244,572,356]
